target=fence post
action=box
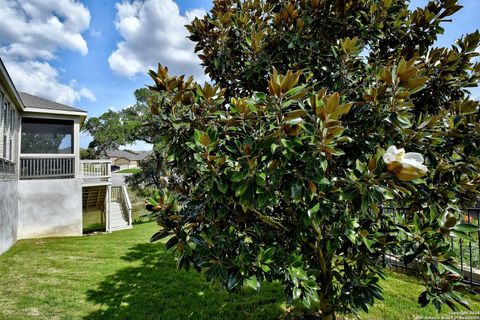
[468,209,473,289]
[380,206,386,269]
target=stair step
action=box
[111,216,127,221]
[111,226,132,232]
[111,223,129,227]
[111,215,127,219]
[111,220,129,224]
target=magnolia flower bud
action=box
[383,146,428,181]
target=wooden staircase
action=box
[109,201,131,231]
[82,185,132,232]
[82,186,107,211]
[110,186,132,231]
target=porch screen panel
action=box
[21,118,74,154]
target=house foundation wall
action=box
[0,180,19,254]
[17,179,82,239]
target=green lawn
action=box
[0,222,479,320]
[114,168,142,174]
[128,188,155,224]
[83,210,105,233]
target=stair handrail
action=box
[107,186,111,233]
[121,185,132,226]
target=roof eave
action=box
[23,107,88,126]
[23,106,87,117]
[0,58,24,111]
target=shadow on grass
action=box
[131,219,155,226]
[84,243,286,320]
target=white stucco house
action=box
[0,58,132,255]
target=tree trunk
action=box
[318,247,336,320]
[319,291,336,320]
[319,308,335,320]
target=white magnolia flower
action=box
[383,146,428,181]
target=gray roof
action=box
[19,92,87,113]
[0,57,23,110]
[106,149,153,161]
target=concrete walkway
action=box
[112,173,130,187]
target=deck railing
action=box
[121,185,132,226]
[79,160,112,185]
[19,157,113,183]
[20,155,75,180]
[111,185,133,228]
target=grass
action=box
[127,188,154,224]
[82,210,105,233]
[0,222,479,320]
[114,168,142,174]
[451,217,480,269]
[452,236,480,270]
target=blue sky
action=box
[0,0,478,150]
[60,0,212,118]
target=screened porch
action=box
[18,116,112,185]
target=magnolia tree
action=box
[145,0,480,318]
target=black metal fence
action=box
[454,208,480,289]
[381,207,480,290]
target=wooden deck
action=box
[79,160,111,186]
[18,157,112,185]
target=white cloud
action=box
[109,0,206,80]
[5,60,95,105]
[78,87,96,102]
[89,27,102,38]
[122,141,153,152]
[0,0,90,60]
[0,0,95,106]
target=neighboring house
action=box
[0,58,132,255]
[107,149,152,170]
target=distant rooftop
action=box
[19,92,87,113]
[106,149,153,161]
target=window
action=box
[0,91,3,123]
[10,107,14,131]
[0,92,17,176]
[2,135,6,158]
[9,139,12,161]
[3,100,7,128]
[21,118,74,154]
[0,92,3,160]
